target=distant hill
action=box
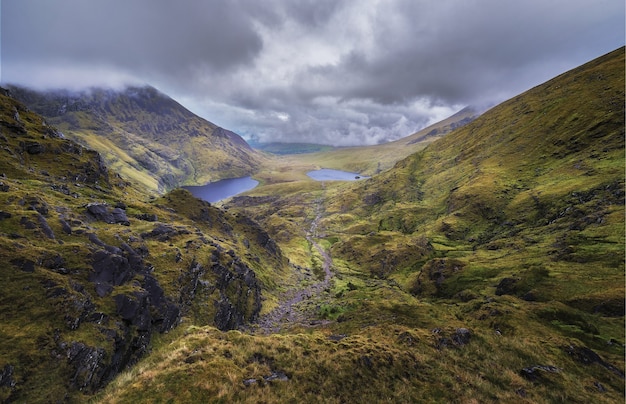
[8,85,262,192]
[263,105,480,177]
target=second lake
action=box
[307,168,369,181]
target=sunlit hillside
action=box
[98,48,624,403]
[8,85,263,193]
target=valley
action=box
[0,47,623,403]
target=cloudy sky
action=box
[2,0,624,146]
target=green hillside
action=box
[0,89,287,402]
[0,46,623,403]
[8,86,263,193]
[97,48,625,403]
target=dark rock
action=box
[111,208,130,226]
[136,213,158,222]
[142,275,180,332]
[86,203,114,223]
[36,213,55,239]
[64,341,106,393]
[86,203,129,225]
[59,219,72,234]
[141,224,181,241]
[94,282,113,297]
[495,277,518,296]
[243,378,258,387]
[20,141,45,154]
[20,216,37,229]
[0,211,11,219]
[565,345,625,378]
[452,328,471,346]
[329,334,348,342]
[0,182,9,192]
[40,253,65,271]
[264,371,289,382]
[90,249,135,286]
[0,364,16,388]
[520,365,560,382]
[212,256,262,331]
[115,293,152,331]
[11,258,35,272]
[594,381,606,392]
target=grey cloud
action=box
[3,0,262,82]
[2,0,624,146]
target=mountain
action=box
[0,88,286,402]
[138,48,623,403]
[7,85,262,192]
[1,46,624,403]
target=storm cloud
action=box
[2,0,624,145]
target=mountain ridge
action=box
[7,85,262,192]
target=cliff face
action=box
[0,89,284,402]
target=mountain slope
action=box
[0,88,286,402]
[98,49,624,403]
[8,85,262,192]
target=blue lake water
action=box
[307,168,369,181]
[182,176,259,203]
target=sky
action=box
[1,0,624,146]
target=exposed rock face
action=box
[212,249,262,331]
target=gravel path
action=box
[244,196,334,334]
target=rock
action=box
[86,203,129,225]
[264,371,289,382]
[520,365,560,382]
[20,141,45,154]
[135,213,158,222]
[115,293,152,331]
[110,208,130,226]
[36,213,55,239]
[452,328,471,346]
[0,182,9,192]
[64,342,107,393]
[495,277,518,296]
[243,378,258,387]
[59,219,72,234]
[0,364,15,389]
[212,256,262,331]
[10,258,35,272]
[90,250,135,286]
[0,211,11,220]
[565,345,625,378]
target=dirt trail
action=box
[244,196,334,334]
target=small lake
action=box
[307,168,369,181]
[182,176,259,203]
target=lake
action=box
[182,176,259,203]
[307,168,369,181]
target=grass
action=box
[2,48,625,403]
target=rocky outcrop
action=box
[86,203,130,225]
[211,249,262,331]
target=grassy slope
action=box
[262,106,479,178]
[0,90,287,402]
[98,49,624,403]
[8,86,264,193]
